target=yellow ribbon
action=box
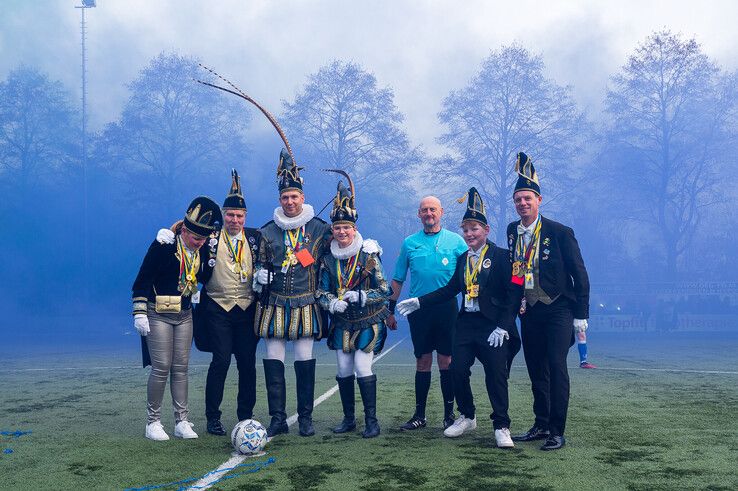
[465,244,489,294]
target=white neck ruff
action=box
[331,231,363,259]
[273,204,315,231]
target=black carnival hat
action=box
[460,186,487,226]
[183,196,222,237]
[325,169,358,226]
[513,152,541,196]
[277,148,304,194]
[223,169,247,210]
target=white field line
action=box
[186,336,408,491]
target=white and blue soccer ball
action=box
[231,419,267,455]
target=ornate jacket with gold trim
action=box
[255,216,331,308]
[316,239,390,331]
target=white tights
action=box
[264,337,314,362]
[336,350,374,378]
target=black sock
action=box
[439,369,454,417]
[414,371,431,419]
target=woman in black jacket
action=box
[132,196,222,441]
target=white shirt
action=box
[517,215,540,249]
[226,230,243,249]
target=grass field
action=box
[1,329,737,490]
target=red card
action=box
[295,248,315,267]
[511,275,524,285]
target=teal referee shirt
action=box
[393,229,468,298]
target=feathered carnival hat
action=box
[277,149,304,195]
[513,152,540,196]
[325,169,357,226]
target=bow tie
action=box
[517,224,531,236]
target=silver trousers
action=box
[146,305,193,424]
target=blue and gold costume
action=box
[254,210,331,340]
[317,235,390,354]
[317,171,388,438]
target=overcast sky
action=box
[2,0,737,154]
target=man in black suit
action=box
[507,152,590,451]
[398,188,520,448]
[157,170,261,435]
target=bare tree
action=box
[0,66,78,209]
[437,44,585,243]
[602,30,734,278]
[281,60,418,228]
[100,53,250,218]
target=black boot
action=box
[358,374,380,438]
[294,359,316,437]
[333,375,356,433]
[263,359,288,437]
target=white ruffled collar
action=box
[331,231,363,259]
[273,204,315,231]
[330,233,383,259]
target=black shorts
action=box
[407,298,458,358]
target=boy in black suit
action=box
[507,152,590,451]
[398,188,520,448]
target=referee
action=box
[388,196,468,431]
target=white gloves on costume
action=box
[488,328,509,347]
[256,269,273,285]
[134,314,150,336]
[330,298,349,314]
[573,319,588,332]
[397,297,420,316]
[343,291,360,303]
[156,229,175,244]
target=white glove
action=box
[256,269,273,285]
[573,319,588,332]
[487,328,509,348]
[134,314,150,336]
[343,290,360,303]
[156,228,175,244]
[397,297,420,316]
[330,298,349,313]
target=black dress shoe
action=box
[333,417,357,434]
[298,418,315,437]
[511,426,550,442]
[540,435,565,451]
[267,419,289,438]
[206,419,226,436]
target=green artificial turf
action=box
[1,333,737,490]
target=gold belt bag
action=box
[153,287,181,314]
[155,295,181,314]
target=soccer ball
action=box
[231,419,268,455]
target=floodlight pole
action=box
[75,1,95,302]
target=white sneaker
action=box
[495,427,514,448]
[443,415,477,438]
[145,421,170,441]
[174,421,198,439]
